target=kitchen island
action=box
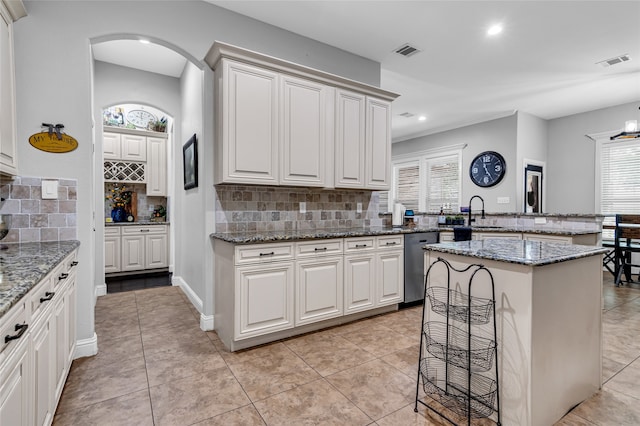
[422,239,608,426]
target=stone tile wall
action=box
[0,176,77,243]
[103,182,166,222]
[214,185,386,233]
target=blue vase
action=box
[111,207,126,223]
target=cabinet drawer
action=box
[295,239,343,258]
[235,243,294,265]
[121,225,167,235]
[105,226,120,236]
[63,251,79,274]
[344,237,375,252]
[0,301,27,362]
[30,274,56,322]
[376,235,404,250]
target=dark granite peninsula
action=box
[422,239,608,426]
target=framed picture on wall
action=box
[183,134,198,190]
[524,164,543,213]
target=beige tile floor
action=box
[53,272,640,425]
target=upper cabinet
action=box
[0,1,25,177]
[206,42,398,190]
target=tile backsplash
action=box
[214,185,386,233]
[0,176,77,243]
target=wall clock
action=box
[469,151,506,187]
[126,109,157,129]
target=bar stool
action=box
[614,214,640,286]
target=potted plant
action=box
[454,215,465,225]
[149,116,167,132]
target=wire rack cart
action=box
[414,257,501,425]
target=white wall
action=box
[392,114,518,212]
[516,112,548,212]
[546,100,640,213]
[14,0,381,351]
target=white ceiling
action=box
[93,1,640,142]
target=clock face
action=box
[470,151,506,187]
[126,110,157,129]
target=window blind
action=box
[600,139,640,215]
[394,162,420,211]
[425,154,460,212]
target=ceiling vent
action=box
[597,54,631,67]
[394,43,421,58]
[399,112,415,118]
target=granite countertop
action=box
[211,225,600,244]
[423,239,609,266]
[0,241,80,319]
[210,226,441,244]
[105,221,168,226]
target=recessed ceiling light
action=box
[139,39,151,45]
[418,116,427,121]
[487,24,503,36]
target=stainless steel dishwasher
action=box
[403,232,439,304]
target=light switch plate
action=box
[299,202,306,214]
[42,180,58,199]
[497,196,510,204]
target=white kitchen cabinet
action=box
[0,2,17,177]
[280,75,331,187]
[0,336,29,426]
[146,136,167,196]
[473,232,522,241]
[216,59,279,185]
[206,42,398,190]
[104,226,121,273]
[103,132,146,162]
[334,89,366,189]
[365,97,392,190]
[295,255,343,326]
[120,225,168,272]
[343,253,376,315]
[236,262,294,340]
[0,246,76,426]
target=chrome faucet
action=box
[468,195,486,226]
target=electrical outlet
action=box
[149,204,155,211]
[356,202,362,213]
[299,202,306,214]
[497,197,510,204]
[534,217,547,224]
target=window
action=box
[597,137,640,240]
[384,147,462,213]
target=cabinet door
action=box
[66,277,77,366]
[121,134,146,161]
[145,233,168,269]
[104,235,121,273]
[344,254,376,314]
[365,97,391,190]
[146,137,167,196]
[235,262,294,340]
[102,132,121,160]
[0,338,29,426]
[376,250,404,306]
[32,315,55,426]
[0,7,17,177]
[280,75,329,187]
[334,89,366,188]
[295,257,343,326]
[121,235,145,271]
[54,294,67,401]
[221,60,279,185]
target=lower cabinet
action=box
[0,248,78,426]
[215,235,404,351]
[236,262,294,340]
[107,225,168,273]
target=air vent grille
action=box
[399,112,415,118]
[394,43,421,57]
[597,54,631,67]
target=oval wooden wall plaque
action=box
[29,132,78,153]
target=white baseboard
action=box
[74,333,98,359]
[172,275,203,312]
[95,283,107,299]
[200,313,214,331]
